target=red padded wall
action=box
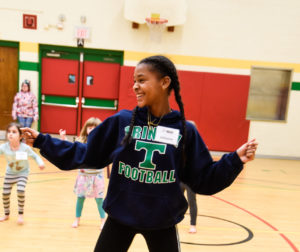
[118,66,250,152]
[40,105,77,134]
[199,73,250,151]
[118,66,136,111]
[169,70,205,125]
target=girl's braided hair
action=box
[122,55,187,165]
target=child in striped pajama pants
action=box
[0,122,45,224]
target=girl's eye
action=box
[134,79,144,84]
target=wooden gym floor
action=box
[0,149,299,252]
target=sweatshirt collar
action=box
[136,107,182,124]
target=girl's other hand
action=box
[39,165,45,170]
[236,138,258,164]
[21,127,40,146]
[59,129,66,140]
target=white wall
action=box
[1,0,300,158]
[249,91,300,158]
[1,0,299,61]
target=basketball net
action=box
[145,14,168,43]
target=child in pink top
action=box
[12,80,38,128]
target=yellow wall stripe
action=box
[124,51,300,73]
[20,42,39,53]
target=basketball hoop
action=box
[145,16,168,42]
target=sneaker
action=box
[188,225,197,234]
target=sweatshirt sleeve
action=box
[181,124,244,195]
[33,113,121,171]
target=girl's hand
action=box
[39,165,45,170]
[59,129,66,140]
[21,127,40,146]
[236,138,258,164]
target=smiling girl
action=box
[22,55,257,251]
[0,122,45,224]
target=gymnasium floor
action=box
[0,148,299,252]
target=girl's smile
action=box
[133,63,171,117]
[133,63,159,108]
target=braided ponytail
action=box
[172,74,187,166]
[121,106,138,147]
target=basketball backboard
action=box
[124,0,187,27]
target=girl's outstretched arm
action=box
[183,124,258,195]
[21,127,88,171]
[21,113,121,171]
[21,128,87,170]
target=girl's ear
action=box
[161,76,171,90]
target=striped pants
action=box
[2,173,28,215]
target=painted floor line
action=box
[235,182,300,192]
[212,195,299,252]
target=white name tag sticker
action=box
[154,126,179,145]
[16,151,28,160]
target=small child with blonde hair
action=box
[59,117,106,229]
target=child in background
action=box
[180,182,198,233]
[12,79,39,128]
[0,122,44,224]
[180,120,199,234]
[59,117,106,229]
[22,55,258,251]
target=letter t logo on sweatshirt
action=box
[135,140,166,170]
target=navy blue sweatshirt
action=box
[34,107,243,230]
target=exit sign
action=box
[75,27,90,39]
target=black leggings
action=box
[180,182,198,225]
[94,217,181,252]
